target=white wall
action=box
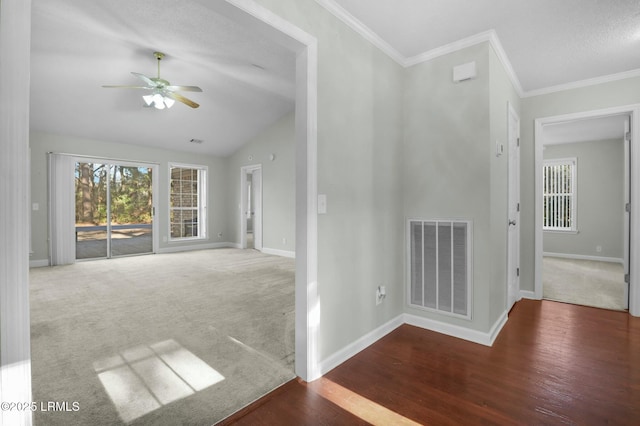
[520,75,640,292]
[29,132,229,264]
[226,112,295,254]
[543,139,624,260]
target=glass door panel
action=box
[110,165,153,257]
[75,162,109,260]
[75,161,153,260]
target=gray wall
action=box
[520,75,640,292]
[255,0,405,360]
[226,112,295,253]
[403,42,521,332]
[543,139,624,260]
[29,132,229,263]
[403,42,491,331]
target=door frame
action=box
[534,104,640,316]
[240,164,262,251]
[73,156,159,259]
[1,2,319,420]
[507,102,521,311]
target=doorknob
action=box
[509,219,517,226]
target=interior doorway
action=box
[536,112,631,311]
[241,164,263,251]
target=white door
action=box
[507,103,521,311]
[624,117,631,308]
[252,168,263,251]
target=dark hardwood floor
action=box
[219,299,640,425]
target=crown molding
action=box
[313,0,406,65]
[522,67,640,98]
[405,29,524,96]
[315,0,637,100]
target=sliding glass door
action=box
[75,161,154,260]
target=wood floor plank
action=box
[219,300,640,425]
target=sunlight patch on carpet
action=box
[94,339,224,423]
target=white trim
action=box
[262,247,296,258]
[314,1,640,99]
[520,290,537,300]
[404,309,508,347]
[319,315,404,376]
[240,164,262,250]
[535,105,640,316]
[29,259,50,268]
[312,0,405,65]
[522,68,640,98]
[507,101,522,311]
[168,162,208,241]
[318,309,509,377]
[543,252,624,265]
[222,0,320,382]
[0,0,33,424]
[405,29,524,96]
[157,242,234,254]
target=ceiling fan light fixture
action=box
[142,94,154,106]
[163,97,175,108]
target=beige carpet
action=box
[543,256,626,311]
[29,248,295,425]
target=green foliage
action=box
[75,163,152,225]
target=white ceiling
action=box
[30,0,296,157]
[30,1,640,156]
[327,0,640,93]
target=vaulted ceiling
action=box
[30,0,640,156]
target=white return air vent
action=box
[408,219,472,319]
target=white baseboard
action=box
[318,309,511,378]
[261,247,296,258]
[157,242,234,254]
[404,311,507,347]
[520,290,537,300]
[29,259,49,268]
[318,314,404,376]
[543,252,623,264]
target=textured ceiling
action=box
[329,0,640,93]
[31,1,640,156]
[30,0,296,157]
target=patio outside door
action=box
[75,161,154,260]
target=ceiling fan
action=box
[103,51,202,109]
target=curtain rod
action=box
[47,152,160,166]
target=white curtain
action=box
[48,153,76,265]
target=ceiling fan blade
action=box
[166,92,199,108]
[131,72,157,87]
[102,85,151,89]
[166,85,203,92]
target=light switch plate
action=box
[318,194,327,214]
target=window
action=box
[169,164,207,240]
[543,158,576,231]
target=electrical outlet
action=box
[596,245,602,253]
[218,232,223,238]
[282,237,287,245]
[376,285,386,306]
